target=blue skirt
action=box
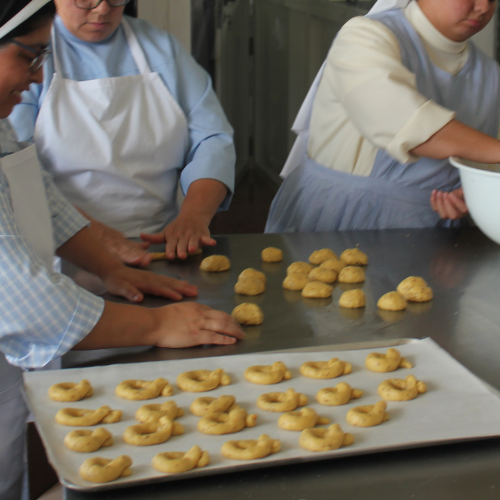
[265,159,463,233]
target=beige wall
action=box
[137,0,191,52]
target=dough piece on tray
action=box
[301,281,333,298]
[123,416,184,446]
[232,303,264,325]
[152,446,210,473]
[56,406,122,426]
[48,380,93,402]
[244,361,292,384]
[309,249,337,265]
[287,261,314,275]
[234,277,266,295]
[308,267,337,283]
[221,434,281,460]
[397,276,433,302]
[277,408,330,431]
[238,268,266,282]
[338,266,365,283]
[299,424,354,452]
[339,289,365,308]
[340,248,368,265]
[190,395,238,417]
[282,273,310,291]
[115,378,173,400]
[200,255,231,272]
[377,291,407,311]
[365,348,412,372]
[79,455,132,483]
[197,408,257,435]
[316,382,363,406]
[320,259,346,273]
[262,247,283,262]
[64,428,113,453]
[257,388,308,412]
[300,358,352,379]
[377,375,427,401]
[177,369,231,392]
[346,401,389,427]
[135,401,183,424]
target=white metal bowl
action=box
[450,156,500,244]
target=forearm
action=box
[411,119,500,163]
[73,301,159,350]
[180,178,228,224]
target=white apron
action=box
[0,145,55,500]
[280,0,412,178]
[34,19,189,237]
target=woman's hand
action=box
[140,214,216,260]
[153,302,245,348]
[430,188,468,220]
[102,266,198,303]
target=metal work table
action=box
[64,228,500,500]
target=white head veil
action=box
[368,0,412,15]
[0,0,51,40]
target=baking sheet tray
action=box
[23,338,500,492]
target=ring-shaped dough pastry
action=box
[287,261,314,275]
[115,378,173,400]
[261,247,283,263]
[79,455,132,483]
[396,276,433,302]
[190,395,237,417]
[64,428,113,453]
[231,303,264,325]
[244,361,292,385]
[338,266,365,283]
[176,368,231,392]
[340,248,368,266]
[123,416,184,446]
[152,446,210,473]
[365,348,412,372]
[49,380,93,402]
[377,375,427,401]
[377,291,407,311]
[308,267,338,284]
[300,358,352,379]
[316,382,364,406]
[200,255,231,272]
[346,401,389,427]
[221,434,281,460]
[56,406,122,426]
[299,424,354,452]
[277,408,330,431]
[197,408,257,435]
[135,401,183,423]
[301,281,333,298]
[257,388,308,412]
[239,268,266,282]
[309,249,337,265]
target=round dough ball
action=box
[309,249,337,265]
[301,281,333,298]
[377,291,407,311]
[287,262,314,275]
[339,289,366,308]
[397,277,433,302]
[283,273,310,291]
[232,303,264,325]
[200,255,231,272]
[235,278,266,296]
[338,266,365,283]
[320,259,346,273]
[239,268,266,283]
[308,267,337,284]
[261,247,283,263]
[340,248,368,266]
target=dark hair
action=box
[0,1,56,44]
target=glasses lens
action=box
[75,0,129,8]
[31,50,50,73]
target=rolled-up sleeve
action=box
[328,17,455,163]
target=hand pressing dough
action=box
[234,278,265,296]
[377,291,407,311]
[282,273,310,291]
[301,281,333,298]
[340,248,368,265]
[397,276,433,302]
[338,266,365,283]
[319,259,346,273]
[231,303,264,325]
[339,289,365,308]
[200,255,231,272]
[287,262,314,275]
[309,249,337,265]
[308,267,337,283]
[239,268,266,283]
[261,247,283,262]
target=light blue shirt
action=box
[10,15,235,209]
[0,119,104,369]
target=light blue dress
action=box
[266,9,500,233]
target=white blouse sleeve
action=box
[325,16,455,164]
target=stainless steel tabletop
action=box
[64,228,500,500]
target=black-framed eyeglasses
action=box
[10,40,51,73]
[74,0,130,10]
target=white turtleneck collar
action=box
[404,1,469,75]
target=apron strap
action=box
[51,25,62,75]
